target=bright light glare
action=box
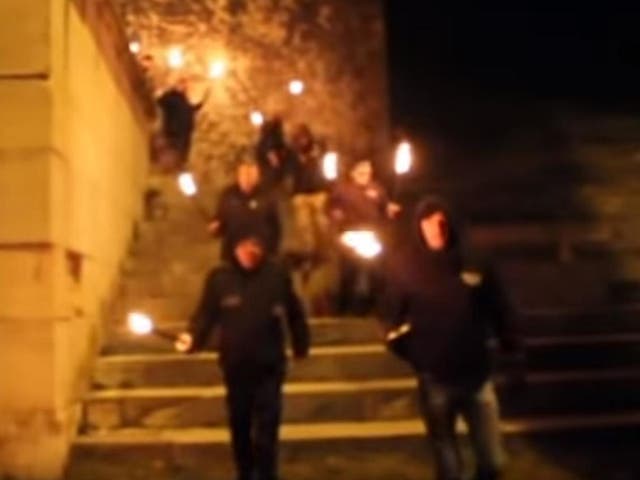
[322,152,339,181]
[129,41,141,54]
[127,312,154,335]
[250,110,264,127]
[394,141,413,175]
[340,230,383,259]
[167,47,184,69]
[177,172,198,197]
[289,79,305,95]
[208,59,227,78]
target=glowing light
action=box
[250,110,265,127]
[129,41,141,54]
[127,312,154,336]
[167,47,184,69]
[288,79,305,96]
[208,59,227,79]
[394,141,413,175]
[177,172,198,197]
[322,151,339,181]
[340,230,383,259]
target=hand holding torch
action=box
[392,141,413,200]
[127,312,192,352]
[127,312,177,342]
[340,230,383,259]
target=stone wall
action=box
[0,0,152,477]
[116,0,390,189]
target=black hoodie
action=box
[212,183,281,260]
[188,234,310,373]
[380,196,520,387]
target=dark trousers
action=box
[417,376,506,480]
[224,366,285,480]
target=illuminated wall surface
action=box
[0,0,152,477]
[116,0,390,187]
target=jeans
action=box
[417,376,506,480]
[291,192,328,256]
[224,366,284,480]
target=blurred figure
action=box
[255,116,291,190]
[157,77,209,169]
[380,196,524,480]
[176,232,310,480]
[290,124,329,261]
[327,158,400,314]
[208,159,281,261]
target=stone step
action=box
[519,304,640,335]
[96,331,640,386]
[102,318,383,354]
[127,240,219,266]
[122,253,215,277]
[74,412,640,447]
[120,270,208,299]
[68,422,640,480]
[93,343,408,389]
[132,223,214,251]
[105,302,640,349]
[82,369,640,430]
[111,295,203,327]
[520,333,640,370]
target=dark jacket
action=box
[380,196,520,388]
[188,259,310,372]
[327,180,390,230]
[255,119,291,188]
[157,89,202,150]
[212,184,281,260]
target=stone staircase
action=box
[70,174,640,479]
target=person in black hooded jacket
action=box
[380,196,523,480]
[208,159,282,261]
[175,230,310,480]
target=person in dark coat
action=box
[208,160,281,261]
[176,231,310,480]
[380,196,523,480]
[157,77,209,167]
[326,158,401,314]
[255,116,292,190]
[289,124,329,259]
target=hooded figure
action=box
[255,117,292,189]
[176,231,309,480]
[208,159,282,261]
[380,195,522,480]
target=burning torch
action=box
[340,230,383,259]
[127,312,177,342]
[322,151,339,182]
[177,172,211,221]
[392,141,413,200]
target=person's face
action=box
[350,161,373,186]
[234,238,265,270]
[237,164,260,192]
[420,211,450,251]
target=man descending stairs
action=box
[69,175,640,479]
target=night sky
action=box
[385,5,640,138]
